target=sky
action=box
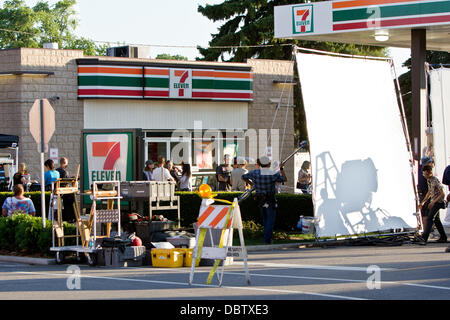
[5,0,411,74]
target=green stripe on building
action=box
[79,76,143,87]
[144,77,170,88]
[333,1,450,22]
[195,79,253,91]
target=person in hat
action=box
[242,156,287,244]
[417,165,447,244]
[143,160,154,181]
[231,157,248,191]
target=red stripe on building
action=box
[78,89,142,96]
[144,90,170,97]
[192,92,253,99]
[333,14,450,31]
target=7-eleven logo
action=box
[85,133,129,187]
[170,69,192,98]
[293,5,313,34]
[92,141,121,170]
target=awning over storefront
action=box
[77,59,253,102]
[275,0,450,51]
[0,134,19,149]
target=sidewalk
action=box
[0,255,55,266]
[0,242,313,266]
[2,228,449,266]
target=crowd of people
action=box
[1,157,70,218]
[143,154,250,193]
[3,153,449,252]
[142,156,192,191]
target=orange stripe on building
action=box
[332,0,418,9]
[192,70,215,78]
[144,68,170,76]
[197,206,216,226]
[78,66,142,75]
[209,207,230,228]
[214,71,252,79]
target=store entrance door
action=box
[146,141,167,163]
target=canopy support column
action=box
[411,29,427,161]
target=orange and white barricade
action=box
[188,196,250,287]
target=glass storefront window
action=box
[147,141,167,163]
[170,141,190,165]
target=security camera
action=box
[48,96,60,102]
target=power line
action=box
[0,26,295,50]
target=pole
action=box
[40,152,46,227]
[40,99,46,228]
[411,29,427,161]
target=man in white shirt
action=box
[152,156,175,182]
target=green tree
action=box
[0,0,39,48]
[68,37,109,56]
[155,53,188,61]
[399,51,450,143]
[197,0,387,142]
[33,0,77,48]
[197,0,386,62]
[0,0,105,56]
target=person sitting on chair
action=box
[2,184,35,217]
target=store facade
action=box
[0,48,295,191]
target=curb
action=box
[0,255,55,266]
[247,242,316,252]
[1,244,313,265]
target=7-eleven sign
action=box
[293,5,313,34]
[170,68,192,98]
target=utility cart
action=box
[50,179,122,266]
[120,181,181,247]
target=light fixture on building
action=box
[0,71,54,77]
[269,98,295,108]
[273,80,296,86]
[374,29,389,42]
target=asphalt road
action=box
[0,242,449,303]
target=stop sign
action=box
[29,99,55,152]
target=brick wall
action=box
[0,48,84,179]
[0,49,297,191]
[247,59,296,190]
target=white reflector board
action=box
[429,67,450,225]
[296,52,418,238]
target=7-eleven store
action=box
[77,56,295,189]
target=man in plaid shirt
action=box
[242,156,287,244]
